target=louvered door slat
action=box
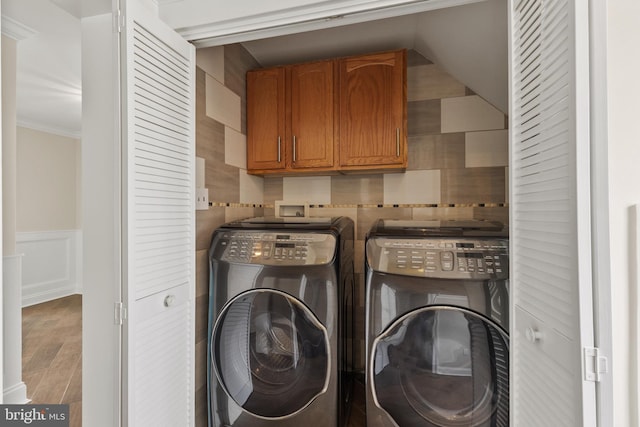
[135,131,190,155]
[121,1,195,426]
[510,0,595,425]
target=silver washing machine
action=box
[208,217,354,427]
[365,220,509,427]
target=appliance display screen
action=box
[456,242,475,248]
[276,235,290,240]
[275,243,295,248]
[456,252,483,258]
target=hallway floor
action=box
[22,294,82,427]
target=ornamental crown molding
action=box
[1,15,38,41]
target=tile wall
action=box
[194,46,508,426]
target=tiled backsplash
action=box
[193,44,508,426]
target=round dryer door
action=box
[212,289,329,418]
[371,306,509,427]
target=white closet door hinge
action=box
[114,302,127,325]
[584,347,608,382]
[113,9,125,33]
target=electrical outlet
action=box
[196,188,209,210]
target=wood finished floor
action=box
[22,294,82,427]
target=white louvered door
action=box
[119,0,195,425]
[509,0,596,425]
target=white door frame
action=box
[588,0,614,425]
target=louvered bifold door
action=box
[119,0,195,426]
[509,0,596,425]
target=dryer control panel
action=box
[216,231,337,266]
[366,237,508,279]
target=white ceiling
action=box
[3,0,82,138]
[2,0,506,139]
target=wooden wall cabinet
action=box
[247,49,406,175]
[339,49,407,171]
[247,60,337,174]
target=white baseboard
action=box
[3,381,29,404]
[16,230,83,307]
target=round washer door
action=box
[212,289,329,418]
[371,306,509,427]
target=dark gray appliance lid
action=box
[219,216,342,231]
[367,219,508,238]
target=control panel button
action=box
[442,261,454,271]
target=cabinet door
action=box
[247,68,286,171]
[290,61,335,169]
[339,50,407,169]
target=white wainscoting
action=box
[16,230,82,307]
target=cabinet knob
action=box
[164,294,175,307]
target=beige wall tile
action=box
[283,176,331,204]
[308,207,357,219]
[308,207,358,233]
[197,112,224,168]
[197,69,240,204]
[195,157,205,188]
[194,293,208,371]
[408,64,466,102]
[208,167,240,204]
[196,46,224,84]
[224,44,260,134]
[239,170,264,204]
[264,177,283,205]
[465,129,508,167]
[412,207,475,220]
[196,206,225,251]
[195,249,209,298]
[331,174,383,205]
[225,206,257,223]
[441,95,505,133]
[205,74,241,132]
[194,340,208,424]
[224,127,246,169]
[383,170,441,205]
[356,207,412,240]
[408,99,441,136]
[441,167,506,204]
[408,133,465,170]
[263,207,276,217]
[473,206,509,226]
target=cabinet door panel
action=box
[290,61,335,169]
[247,68,286,170]
[339,50,406,168]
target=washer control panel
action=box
[367,237,508,279]
[217,231,337,266]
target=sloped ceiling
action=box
[240,0,507,113]
[414,0,507,112]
